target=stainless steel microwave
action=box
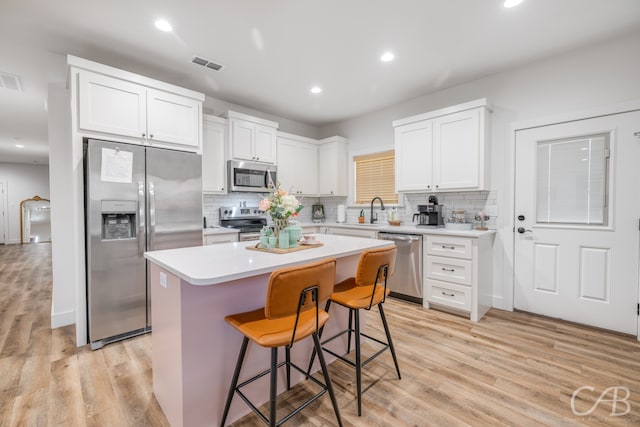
[227,160,277,192]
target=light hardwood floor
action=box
[1,243,639,426]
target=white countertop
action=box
[145,234,392,285]
[298,221,496,238]
[203,227,240,236]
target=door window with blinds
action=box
[536,133,610,226]
[354,150,398,204]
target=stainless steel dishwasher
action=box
[378,232,423,304]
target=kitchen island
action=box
[144,234,393,427]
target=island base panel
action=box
[151,255,363,427]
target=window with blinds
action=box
[354,150,398,205]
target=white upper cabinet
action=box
[393,98,490,193]
[318,137,348,197]
[79,71,147,139]
[276,133,318,196]
[76,64,203,153]
[202,115,227,193]
[433,108,484,191]
[395,120,433,192]
[228,111,278,164]
[146,89,200,150]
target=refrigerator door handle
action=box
[138,181,145,256]
[149,181,156,250]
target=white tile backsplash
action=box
[204,191,497,229]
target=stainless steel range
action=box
[219,206,267,241]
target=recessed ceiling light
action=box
[380,52,395,62]
[310,86,322,94]
[504,0,524,8]
[155,19,173,32]
[15,144,24,148]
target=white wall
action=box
[0,162,50,244]
[47,82,76,329]
[319,31,640,309]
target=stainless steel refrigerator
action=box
[85,138,202,349]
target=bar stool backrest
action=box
[355,246,397,288]
[265,258,337,320]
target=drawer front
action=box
[425,236,472,259]
[426,279,471,312]
[426,255,472,285]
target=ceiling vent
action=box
[191,56,223,71]
[0,71,23,91]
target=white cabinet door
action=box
[146,89,200,150]
[277,137,298,192]
[78,71,147,139]
[394,120,432,192]
[230,119,277,164]
[297,142,318,195]
[277,136,318,195]
[254,124,276,163]
[202,116,227,193]
[230,119,254,161]
[433,109,481,190]
[318,139,348,196]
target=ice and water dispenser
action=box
[101,200,137,240]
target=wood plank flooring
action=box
[2,242,640,426]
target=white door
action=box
[514,110,640,335]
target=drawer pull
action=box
[441,291,455,297]
[441,267,456,272]
[441,245,455,250]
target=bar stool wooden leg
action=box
[354,308,363,416]
[379,304,401,379]
[220,336,249,427]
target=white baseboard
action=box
[6,239,20,245]
[492,295,511,311]
[51,309,75,328]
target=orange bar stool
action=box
[308,245,400,416]
[220,258,343,427]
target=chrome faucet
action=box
[370,197,385,224]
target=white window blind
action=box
[536,134,609,225]
[354,151,398,205]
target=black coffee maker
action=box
[413,195,444,227]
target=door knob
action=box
[517,227,532,234]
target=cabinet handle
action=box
[142,133,146,137]
[427,185,431,189]
[441,291,455,297]
[150,134,154,139]
[221,187,224,191]
[435,185,439,188]
[441,267,455,272]
[256,157,260,160]
[441,245,455,250]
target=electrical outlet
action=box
[159,271,168,288]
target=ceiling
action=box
[1,0,640,165]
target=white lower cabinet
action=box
[424,234,492,321]
[203,233,238,245]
